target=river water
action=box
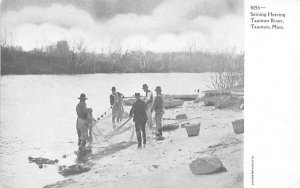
[0,73,211,188]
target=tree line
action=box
[1,40,244,75]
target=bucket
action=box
[232,119,244,134]
[185,123,201,137]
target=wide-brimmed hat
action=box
[78,93,88,100]
[142,84,148,89]
[155,86,162,91]
[135,93,140,97]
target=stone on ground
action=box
[189,156,225,175]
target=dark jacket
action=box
[76,101,88,120]
[151,94,164,113]
[110,92,117,106]
[129,99,148,122]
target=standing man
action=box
[142,84,154,128]
[110,87,118,126]
[151,86,164,138]
[116,92,124,123]
[129,93,148,148]
[76,93,89,147]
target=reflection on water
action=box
[0,73,211,188]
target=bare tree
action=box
[131,47,149,72]
[108,43,129,72]
[208,51,244,90]
[187,39,197,59]
[161,52,175,72]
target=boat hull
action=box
[164,94,198,101]
[123,98,184,108]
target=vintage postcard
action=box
[0,0,299,188]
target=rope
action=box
[106,125,133,139]
[92,121,111,140]
[96,117,132,139]
[92,116,133,144]
[92,115,200,146]
[96,107,112,122]
[128,125,135,142]
[92,131,105,144]
[94,127,112,143]
[113,117,133,132]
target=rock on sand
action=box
[189,156,226,175]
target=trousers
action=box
[135,121,146,146]
[155,112,164,136]
[76,118,88,146]
[146,103,153,128]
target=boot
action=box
[136,131,142,148]
[156,129,162,136]
[158,129,162,136]
[78,138,81,146]
[142,130,146,146]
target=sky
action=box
[1,0,244,53]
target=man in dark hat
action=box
[76,93,89,147]
[142,84,154,128]
[129,93,148,148]
[151,86,164,138]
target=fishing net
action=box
[91,109,136,149]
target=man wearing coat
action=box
[151,86,164,138]
[76,93,89,147]
[129,93,148,148]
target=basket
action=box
[232,119,244,134]
[185,123,201,137]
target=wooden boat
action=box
[202,90,231,96]
[123,98,136,106]
[123,98,184,108]
[164,99,184,109]
[125,94,198,101]
[164,94,198,101]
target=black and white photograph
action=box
[3,0,299,187]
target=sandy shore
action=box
[45,100,243,188]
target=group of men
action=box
[75,84,164,149]
[129,84,164,148]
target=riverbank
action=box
[1,45,243,75]
[44,95,243,188]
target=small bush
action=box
[202,92,242,110]
[204,100,215,106]
[215,96,240,109]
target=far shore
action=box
[1,72,213,76]
[1,44,244,75]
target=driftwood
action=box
[28,157,58,165]
[59,164,91,177]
